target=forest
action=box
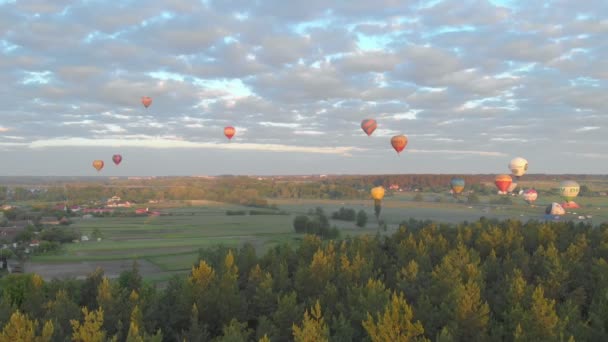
[1,218,608,341]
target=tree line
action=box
[1,217,608,341]
[2,175,605,204]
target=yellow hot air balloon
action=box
[371,186,385,201]
[371,186,385,221]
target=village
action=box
[0,195,166,273]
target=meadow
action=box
[25,192,608,283]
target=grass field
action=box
[24,193,608,283]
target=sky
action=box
[0,0,607,176]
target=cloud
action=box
[26,137,365,155]
[0,0,606,174]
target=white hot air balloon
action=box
[509,157,528,178]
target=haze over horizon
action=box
[1,0,607,176]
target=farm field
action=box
[24,193,608,283]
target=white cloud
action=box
[26,137,365,155]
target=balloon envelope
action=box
[141,96,152,108]
[559,180,580,202]
[495,174,512,193]
[523,189,538,204]
[450,177,465,194]
[92,160,104,172]
[509,157,528,177]
[546,202,565,216]
[391,135,408,154]
[507,182,518,193]
[224,126,236,140]
[361,119,377,136]
[371,186,385,201]
[112,154,122,165]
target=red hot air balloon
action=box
[361,119,377,136]
[495,174,512,193]
[92,160,104,172]
[391,135,408,154]
[141,96,152,108]
[224,126,236,140]
[112,154,122,166]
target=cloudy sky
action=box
[0,0,606,176]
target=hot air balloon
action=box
[141,96,152,108]
[509,157,528,178]
[371,186,385,221]
[112,154,122,166]
[224,126,236,140]
[523,189,538,205]
[507,182,518,194]
[92,160,104,172]
[545,202,565,216]
[361,119,377,136]
[450,177,465,196]
[391,135,408,154]
[560,180,580,208]
[495,174,512,194]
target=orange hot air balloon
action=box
[224,126,236,140]
[92,160,104,172]
[361,119,377,136]
[494,174,512,193]
[141,96,152,108]
[391,135,408,154]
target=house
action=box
[3,220,32,230]
[70,205,82,212]
[108,196,121,203]
[29,239,40,247]
[135,208,148,214]
[389,184,400,190]
[40,216,60,225]
[83,208,114,214]
[0,227,21,242]
[53,203,67,211]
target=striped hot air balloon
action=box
[361,119,377,136]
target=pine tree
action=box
[70,307,106,342]
[362,292,428,342]
[125,305,144,342]
[0,310,36,341]
[292,300,329,342]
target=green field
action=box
[24,194,608,282]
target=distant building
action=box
[83,208,114,214]
[0,227,21,242]
[389,184,400,190]
[40,216,60,225]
